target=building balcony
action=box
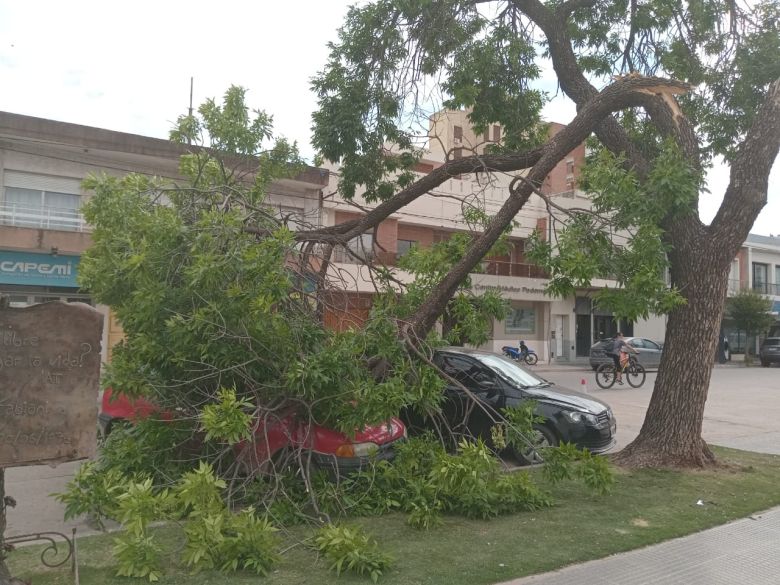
[0,203,89,232]
[480,260,548,279]
[752,282,780,296]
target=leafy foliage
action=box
[542,443,615,495]
[726,290,775,359]
[291,436,612,529]
[527,141,699,321]
[199,387,253,444]
[314,524,393,582]
[94,462,281,580]
[113,533,163,582]
[500,401,545,454]
[53,461,126,531]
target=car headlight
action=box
[563,410,598,425]
[335,442,379,458]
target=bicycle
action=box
[595,353,646,389]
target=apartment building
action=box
[724,233,780,351]
[321,110,666,363]
[0,111,328,362]
[9,109,762,366]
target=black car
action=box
[403,347,616,464]
[759,337,780,367]
[589,336,664,370]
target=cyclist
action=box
[606,332,638,385]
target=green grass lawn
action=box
[8,446,780,585]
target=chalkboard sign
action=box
[0,302,103,467]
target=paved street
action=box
[4,364,779,543]
[536,364,780,454]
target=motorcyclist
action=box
[518,340,528,359]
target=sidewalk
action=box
[498,506,780,585]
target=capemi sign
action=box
[0,302,102,467]
[0,251,80,288]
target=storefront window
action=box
[505,307,536,334]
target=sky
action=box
[0,1,777,236]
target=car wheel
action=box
[595,363,617,389]
[512,425,558,465]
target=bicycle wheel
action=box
[626,362,646,387]
[595,363,616,389]
[524,353,538,366]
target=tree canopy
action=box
[301,0,780,467]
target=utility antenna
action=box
[188,76,194,145]
[188,76,194,118]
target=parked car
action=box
[402,348,616,464]
[99,389,406,477]
[589,336,664,370]
[759,337,780,367]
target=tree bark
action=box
[612,249,726,467]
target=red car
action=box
[99,389,406,477]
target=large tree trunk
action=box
[614,79,780,468]
[613,248,729,467]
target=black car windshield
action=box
[472,353,547,388]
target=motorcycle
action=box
[501,341,539,365]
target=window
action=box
[396,239,416,258]
[437,355,494,393]
[565,160,575,175]
[433,231,451,244]
[454,147,463,160]
[629,338,645,348]
[453,125,463,141]
[776,265,780,286]
[753,262,769,293]
[348,233,374,260]
[333,233,374,264]
[643,339,661,350]
[274,206,306,231]
[3,187,81,231]
[7,295,29,308]
[505,307,536,334]
[492,125,501,143]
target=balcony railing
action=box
[0,202,88,232]
[332,245,374,265]
[480,261,548,279]
[752,282,780,296]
